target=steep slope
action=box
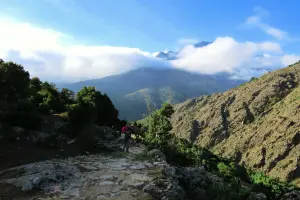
[171,62,300,184]
[62,67,244,120]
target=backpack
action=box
[121,126,129,139]
[122,126,129,133]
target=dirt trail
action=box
[0,144,166,200]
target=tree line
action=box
[0,59,125,132]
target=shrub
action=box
[250,171,297,196]
[217,162,233,177]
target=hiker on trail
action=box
[121,125,132,152]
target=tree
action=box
[68,86,98,130]
[144,103,174,146]
[0,61,43,129]
[159,102,174,118]
[60,88,75,105]
[37,82,65,113]
[95,93,119,126]
[29,77,43,105]
[0,61,30,102]
[75,86,119,126]
[68,86,120,131]
[76,86,97,105]
[68,103,96,131]
[30,77,43,92]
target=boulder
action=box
[177,167,211,189]
[163,166,176,177]
[177,167,212,199]
[16,162,80,192]
[143,177,185,200]
[280,191,300,200]
[147,149,166,161]
[247,192,267,200]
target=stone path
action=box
[0,144,167,200]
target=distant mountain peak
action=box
[193,41,212,48]
[155,51,177,60]
[155,41,212,60]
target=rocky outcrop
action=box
[247,192,267,200]
[0,144,167,199]
[143,177,185,200]
[280,191,300,200]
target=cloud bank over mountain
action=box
[171,37,282,76]
[0,18,171,82]
[0,14,299,82]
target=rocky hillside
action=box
[171,62,300,184]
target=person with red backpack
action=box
[121,125,132,152]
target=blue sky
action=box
[0,0,299,82]
[1,0,299,51]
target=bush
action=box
[217,162,233,177]
[250,171,297,196]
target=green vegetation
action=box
[139,103,298,199]
[0,60,123,134]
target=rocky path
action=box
[0,144,167,200]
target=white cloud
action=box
[264,27,287,40]
[244,7,288,40]
[258,42,282,53]
[0,17,299,83]
[171,37,282,76]
[151,52,160,57]
[281,55,300,66]
[0,18,169,82]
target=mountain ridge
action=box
[62,67,244,120]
